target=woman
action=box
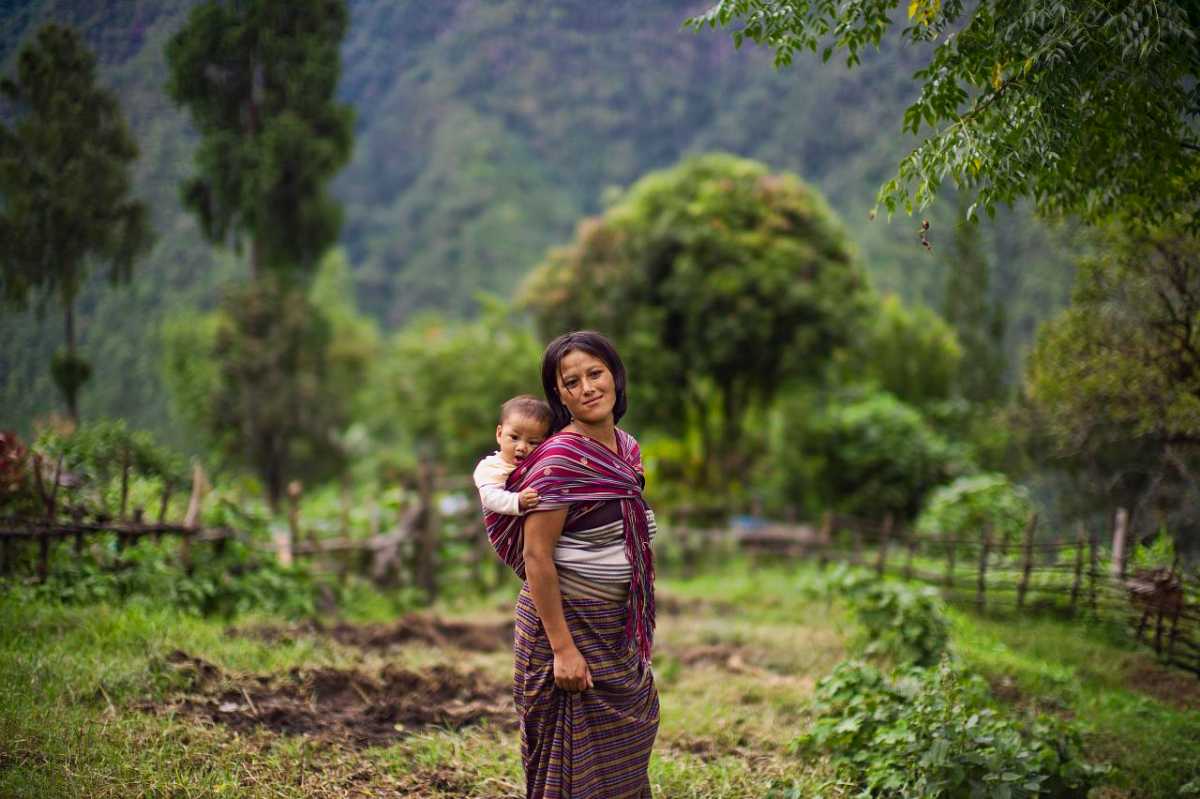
[483,331,659,799]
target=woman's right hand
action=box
[553,645,594,692]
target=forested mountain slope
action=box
[0,0,1078,438]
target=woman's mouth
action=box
[582,395,601,407]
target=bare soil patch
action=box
[656,593,738,617]
[150,649,515,748]
[232,614,514,653]
[985,673,1074,718]
[1124,657,1200,711]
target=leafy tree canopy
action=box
[1024,228,1200,541]
[1026,228,1200,453]
[366,299,544,473]
[165,0,353,277]
[765,389,971,520]
[162,252,375,510]
[688,0,1200,228]
[832,293,963,409]
[522,153,870,471]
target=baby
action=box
[473,395,552,515]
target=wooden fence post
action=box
[155,480,173,543]
[131,508,144,549]
[976,527,991,611]
[415,459,439,601]
[119,447,131,521]
[1088,527,1099,614]
[851,525,864,566]
[35,453,62,582]
[875,514,893,577]
[1069,524,1086,611]
[181,461,210,572]
[1167,559,1183,658]
[286,480,304,552]
[904,531,918,581]
[47,454,63,519]
[31,451,48,513]
[37,532,49,583]
[72,506,85,557]
[1017,513,1038,609]
[1111,507,1129,581]
[944,529,957,589]
[817,512,833,570]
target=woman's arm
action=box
[524,508,593,692]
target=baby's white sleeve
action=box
[473,459,523,515]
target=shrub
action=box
[8,537,331,619]
[768,390,971,521]
[800,658,1104,798]
[917,472,1035,548]
[819,565,950,666]
[0,430,38,515]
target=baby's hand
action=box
[519,488,540,510]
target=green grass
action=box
[1,559,1197,797]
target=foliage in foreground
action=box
[4,537,332,619]
[804,566,1105,798]
[799,658,1102,799]
[828,566,951,667]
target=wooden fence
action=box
[726,512,1200,677]
[3,454,1197,676]
[0,456,502,603]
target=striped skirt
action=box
[514,584,659,798]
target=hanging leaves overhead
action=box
[687,0,1200,229]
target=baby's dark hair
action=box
[500,394,553,430]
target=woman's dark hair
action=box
[540,331,628,433]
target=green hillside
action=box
[0,0,1077,440]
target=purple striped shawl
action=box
[484,428,656,664]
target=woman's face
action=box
[555,349,616,425]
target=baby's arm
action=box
[473,459,533,515]
[478,481,524,515]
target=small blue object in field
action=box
[731,515,767,533]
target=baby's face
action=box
[496,413,549,465]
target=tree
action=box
[943,211,1006,403]
[165,1,356,509]
[1025,228,1200,540]
[162,252,376,510]
[210,276,345,510]
[522,153,870,477]
[0,24,152,423]
[764,389,970,521]
[688,1,1200,229]
[165,0,353,279]
[367,300,544,474]
[833,293,964,408]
